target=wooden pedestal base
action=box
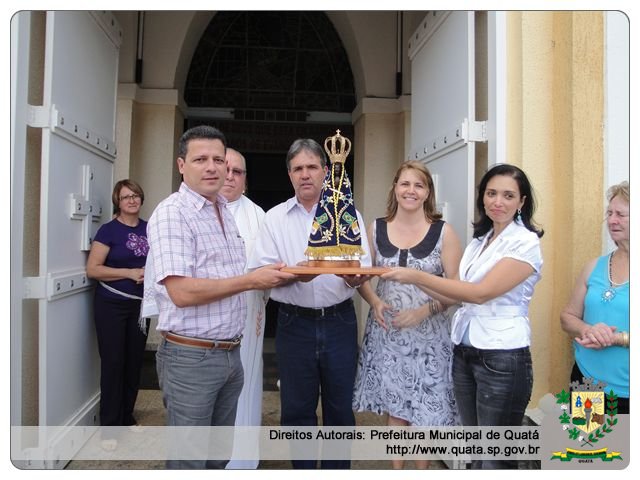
[282,261,389,276]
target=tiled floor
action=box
[66,389,448,470]
[66,339,447,470]
[63,338,540,471]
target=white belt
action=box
[460,304,528,317]
[99,281,143,300]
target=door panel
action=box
[409,11,476,243]
[44,12,119,136]
[408,12,476,469]
[39,10,120,428]
[33,11,121,464]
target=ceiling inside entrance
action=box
[184,11,356,113]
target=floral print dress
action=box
[353,218,459,426]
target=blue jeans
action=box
[156,338,244,469]
[276,300,358,469]
[453,345,533,469]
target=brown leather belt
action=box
[162,331,241,350]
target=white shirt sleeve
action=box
[503,230,543,273]
[247,208,283,270]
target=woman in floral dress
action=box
[353,162,462,469]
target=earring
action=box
[516,208,522,223]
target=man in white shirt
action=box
[221,148,268,470]
[248,138,371,469]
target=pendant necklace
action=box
[602,252,629,302]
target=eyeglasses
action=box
[120,194,141,202]
[227,168,246,177]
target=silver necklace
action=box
[602,252,628,302]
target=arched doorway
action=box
[183,11,357,388]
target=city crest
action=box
[551,377,622,462]
[570,389,605,435]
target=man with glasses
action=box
[146,126,294,469]
[221,148,268,470]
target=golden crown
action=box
[324,129,351,165]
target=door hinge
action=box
[462,119,487,143]
[23,276,47,299]
[23,271,93,300]
[26,104,51,129]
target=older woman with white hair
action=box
[561,181,630,413]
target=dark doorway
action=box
[244,152,291,212]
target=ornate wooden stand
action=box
[282,261,389,276]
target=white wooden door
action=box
[408,11,481,244]
[17,11,121,467]
[408,12,479,469]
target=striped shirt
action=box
[147,182,247,339]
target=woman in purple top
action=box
[87,179,149,450]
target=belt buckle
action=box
[213,340,228,349]
[220,336,241,350]
[320,307,325,317]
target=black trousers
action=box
[94,293,148,426]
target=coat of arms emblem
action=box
[570,388,606,435]
[551,377,622,462]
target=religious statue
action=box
[305,130,364,267]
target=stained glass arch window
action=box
[184,11,356,113]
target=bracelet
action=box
[344,279,360,289]
[428,299,441,316]
[620,331,630,348]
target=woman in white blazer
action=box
[382,164,544,469]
